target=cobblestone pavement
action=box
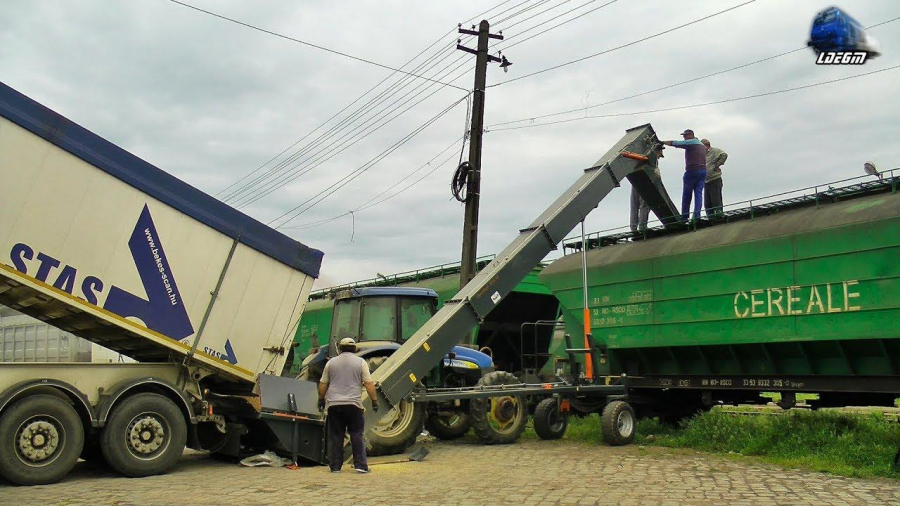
[2,437,898,506]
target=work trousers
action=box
[630,186,651,232]
[681,169,707,222]
[327,404,367,471]
[704,177,724,217]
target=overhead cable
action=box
[234,51,476,208]
[487,63,900,132]
[218,0,519,199]
[496,0,618,51]
[489,0,758,87]
[168,0,467,91]
[226,41,463,205]
[217,35,458,199]
[283,137,464,230]
[269,94,470,228]
[487,14,900,129]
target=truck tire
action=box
[600,400,635,446]
[533,398,568,440]
[425,412,471,440]
[469,371,527,445]
[365,357,425,456]
[100,393,187,477]
[0,394,84,485]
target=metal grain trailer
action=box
[0,82,323,485]
[540,176,900,420]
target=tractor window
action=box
[332,299,361,345]
[360,297,396,342]
[400,298,434,342]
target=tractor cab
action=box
[299,287,493,388]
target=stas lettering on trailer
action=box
[7,205,200,343]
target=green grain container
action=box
[540,183,900,411]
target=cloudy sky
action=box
[2,0,898,288]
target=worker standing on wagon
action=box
[629,165,661,233]
[701,138,728,218]
[662,129,707,222]
[630,187,651,233]
[318,337,379,473]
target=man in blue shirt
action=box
[662,129,707,221]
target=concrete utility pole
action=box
[457,20,506,290]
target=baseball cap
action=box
[339,337,357,347]
[680,129,694,136]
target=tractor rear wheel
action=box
[365,357,425,456]
[469,371,527,445]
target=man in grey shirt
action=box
[701,138,728,217]
[318,337,379,473]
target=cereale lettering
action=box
[733,280,860,318]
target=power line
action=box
[234,50,476,208]
[225,41,464,205]
[226,32,489,205]
[168,0,467,91]
[501,0,577,31]
[487,14,900,129]
[489,0,758,87]
[217,35,459,200]
[269,94,470,228]
[496,0,618,52]
[282,137,463,230]
[495,0,553,25]
[486,63,900,132]
[220,0,551,209]
[217,0,519,199]
[269,96,466,228]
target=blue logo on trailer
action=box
[4,205,246,361]
[103,205,194,341]
[808,7,881,64]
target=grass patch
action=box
[549,410,900,479]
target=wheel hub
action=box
[491,397,518,425]
[372,401,414,437]
[128,416,166,455]
[17,419,60,464]
[616,410,634,437]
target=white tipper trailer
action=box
[0,82,326,485]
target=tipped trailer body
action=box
[0,82,323,485]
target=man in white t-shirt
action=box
[318,337,379,473]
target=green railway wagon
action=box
[540,178,900,417]
[285,263,559,376]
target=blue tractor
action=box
[297,287,495,455]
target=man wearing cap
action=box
[701,139,728,217]
[662,129,707,222]
[318,337,379,473]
